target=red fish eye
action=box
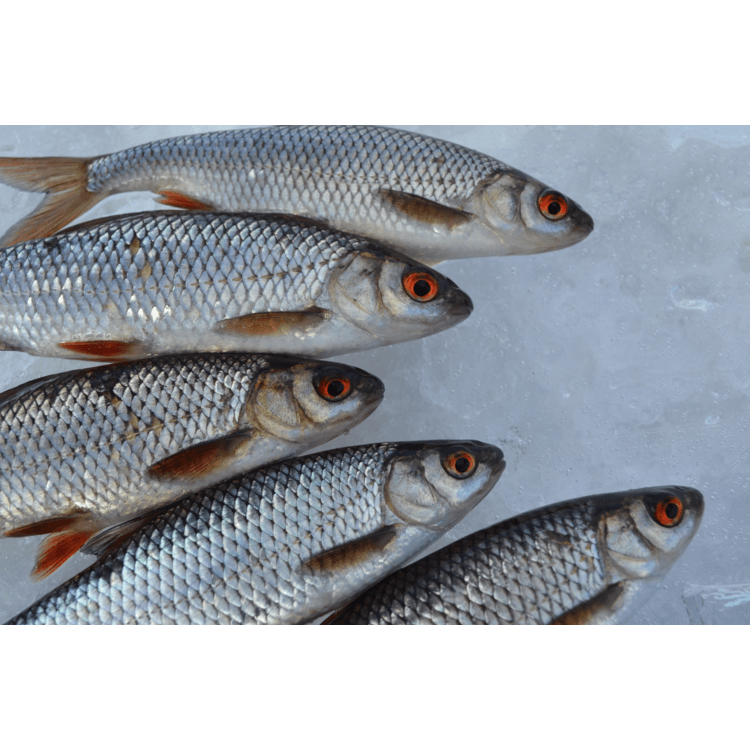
[443,450,477,479]
[654,497,684,527]
[538,191,569,221]
[403,271,439,302]
[315,374,352,402]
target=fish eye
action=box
[403,271,440,302]
[538,190,569,221]
[442,450,477,479]
[654,496,684,527]
[314,371,353,402]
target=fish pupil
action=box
[666,502,679,520]
[414,279,432,297]
[327,380,345,398]
[455,457,470,473]
[547,201,561,215]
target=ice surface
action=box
[684,583,750,625]
[0,125,748,624]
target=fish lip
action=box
[570,200,595,235]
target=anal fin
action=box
[58,340,145,361]
[380,188,473,230]
[147,432,253,483]
[156,190,215,211]
[302,525,400,576]
[5,512,101,580]
[214,307,330,338]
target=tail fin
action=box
[0,156,102,247]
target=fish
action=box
[323,486,704,624]
[0,352,384,580]
[0,126,594,262]
[6,440,506,624]
[0,211,472,361]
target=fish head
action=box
[384,440,505,530]
[473,170,594,255]
[247,357,384,444]
[329,246,473,341]
[599,485,704,581]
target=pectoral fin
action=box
[301,525,399,576]
[380,188,473,230]
[156,190,215,211]
[147,432,253,483]
[214,307,330,338]
[551,582,629,625]
[58,340,145,361]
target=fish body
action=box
[0,352,383,578]
[0,126,594,262]
[324,486,704,624]
[0,211,472,361]
[7,440,505,624]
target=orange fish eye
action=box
[443,450,477,479]
[314,373,352,402]
[538,191,569,221]
[654,496,684,527]
[403,271,440,302]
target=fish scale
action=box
[8,441,504,624]
[0,126,593,259]
[326,487,705,625]
[0,353,261,529]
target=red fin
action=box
[4,514,83,538]
[214,307,329,337]
[0,156,101,247]
[58,340,143,361]
[147,433,252,483]
[551,582,628,625]
[320,610,344,625]
[302,525,399,576]
[156,190,215,211]
[32,531,93,580]
[380,188,473,229]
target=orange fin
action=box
[156,190,215,211]
[4,513,85,538]
[214,307,330,338]
[0,156,102,247]
[33,531,93,580]
[320,610,345,625]
[552,582,628,625]
[147,432,253,483]
[380,188,473,229]
[302,525,399,576]
[58,340,144,361]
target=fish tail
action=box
[0,156,103,247]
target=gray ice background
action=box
[0,125,747,625]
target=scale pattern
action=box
[0,353,266,529]
[10,444,400,624]
[0,212,352,353]
[86,126,503,226]
[330,502,608,624]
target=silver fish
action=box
[0,126,594,262]
[6,440,506,624]
[0,353,383,579]
[324,486,704,624]
[0,211,472,361]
